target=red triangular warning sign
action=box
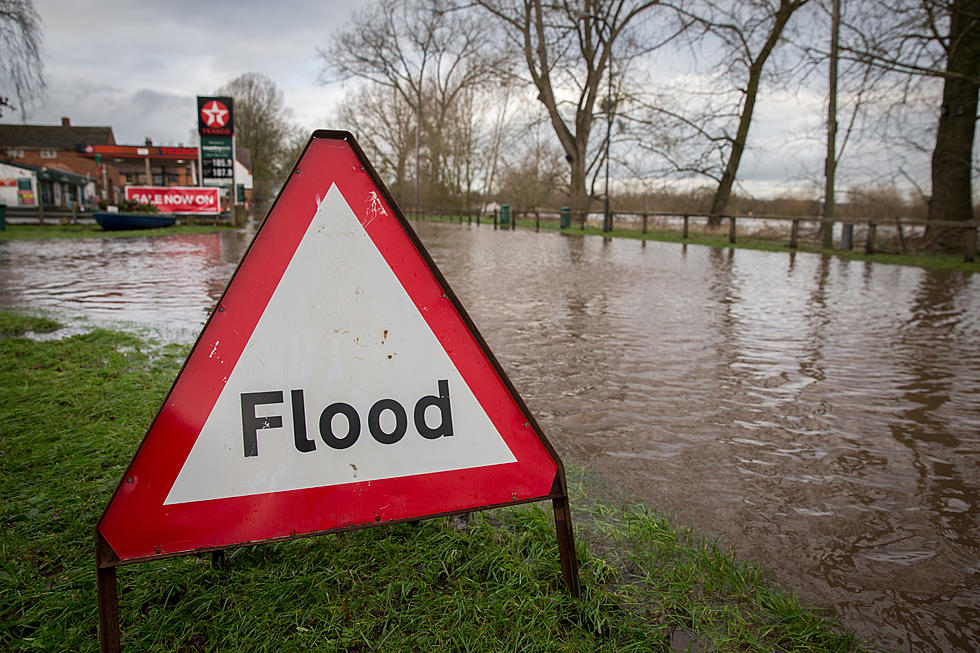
[97,131,564,563]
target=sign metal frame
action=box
[95,130,579,652]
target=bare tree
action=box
[927,0,979,237]
[215,73,296,207]
[334,85,418,206]
[833,0,979,247]
[673,0,811,219]
[473,0,680,222]
[621,0,883,224]
[497,125,568,210]
[0,0,44,118]
[319,0,506,211]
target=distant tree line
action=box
[315,0,978,251]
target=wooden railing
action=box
[405,207,979,263]
[1,206,237,226]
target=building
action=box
[0,117,115,208]
[234,146,254,208]
[0,160,94,209]
[78,141,199,190]
[1,117,254,213]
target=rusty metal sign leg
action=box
[96,534,121,653]
[552,493,580,597]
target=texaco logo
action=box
[201,100,230,128]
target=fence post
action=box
[642,213,648,234]
[493,209,498,230]
[841,223,853,250]
[682,214,689,239]
[790,220,800,249]
[535,211,540,232]
[865,223,876,254]
[965,226,977,263]
[38,200,44,225]
[728,215,736,244]
[895,218,908,254]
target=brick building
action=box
[0,117,119,207]
[1,117,253,212]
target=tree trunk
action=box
[708,72,759,224]
[927,0,980,250]
[709,1,805,224]
[569,154,590,227]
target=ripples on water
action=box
[0,231,252,340]
[418,225,980,653]
[0,224,977,651]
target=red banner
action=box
[125,186,221,215]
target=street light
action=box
[603,53,613,233]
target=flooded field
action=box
[1,222,977,651]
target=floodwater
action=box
[1,222,977,652]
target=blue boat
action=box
[94,212,177,231]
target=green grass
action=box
[0,312,62,337]
[413,214,980,273]
[0,223,239,241]
[0,313,872,651]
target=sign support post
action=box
[553,491,580,597]
[95,535,120,653]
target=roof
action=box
[0,123,116,149]
[0,160,37,174]
[0,160,94,184]
[236,146,251,171]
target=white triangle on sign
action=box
[165,183,517,505]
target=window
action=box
[6,149,24,158]
[166,173,178,185]
[40,149,57,159]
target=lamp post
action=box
[603,47,613,233]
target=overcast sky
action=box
[16,0,936,198]
[27,0,358,146]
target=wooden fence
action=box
[6,203,974,262]
[405,207,979,263]
[1,205,239,227]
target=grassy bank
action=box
[0,223,239,241]
[0,314,871,651]
[412,214,979,273]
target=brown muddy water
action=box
[1,222,977,651]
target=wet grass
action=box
[413,214,980,273]
[0,312,875,651]
[0,312,62,337]
[0,223,238,241]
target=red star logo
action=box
[201,100,230,128]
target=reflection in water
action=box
[417,224,979,653]
[0,230,253,338]
[1,224,977,651]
